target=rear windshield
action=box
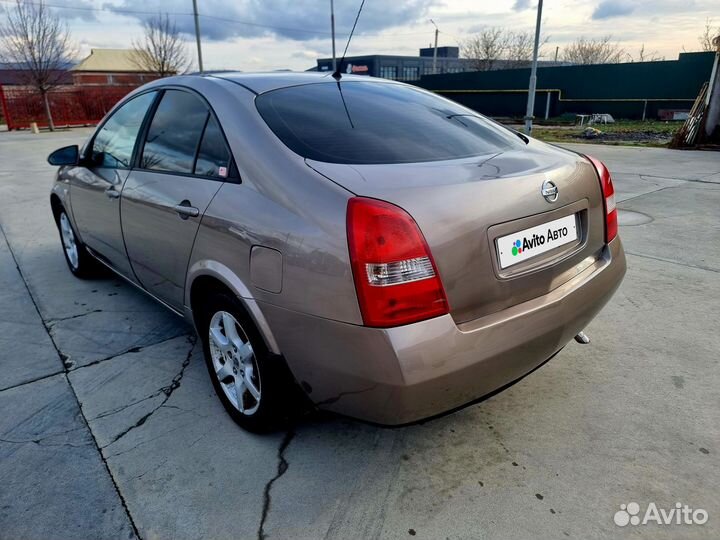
[255,81,522,165]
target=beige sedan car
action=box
[48,72,625,431]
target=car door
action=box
[70,91,158,279]
[121,88,234,310]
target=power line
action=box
[0,0,434,39]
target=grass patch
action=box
[523,119,681,148]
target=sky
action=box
[6,0,718,71]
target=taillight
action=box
[587,156,618,243]
[347,197,449,328]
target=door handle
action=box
[105,187,120,199]
[174,202,200,219]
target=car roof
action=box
[202,71,391,95]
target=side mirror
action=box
[47,145,79,166]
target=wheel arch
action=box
[50,193,62,221]
[186,260,281,355]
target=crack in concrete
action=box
[101,337,196,449]
[0,221,143,540]
[617,185,678,205]
[0,370,66,393]
[46,309,103,327]
[0,437,92,448]
[91,392,166,421]
[612,171,720,184]
[0,425,90,448]
[625,251,720,274]
[105,423,193,460]
[258,429,296,540]
[68,332,191,372]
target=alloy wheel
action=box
[59,212,79,270]
[208,310,261,415]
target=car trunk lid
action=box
[307,141,607,324]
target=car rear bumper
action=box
[261,236,626,425]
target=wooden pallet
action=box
[670,82,709,148]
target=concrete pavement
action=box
[0,130,718,539]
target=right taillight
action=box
[346,197,449,328]
[587,156,617,243]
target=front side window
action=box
[91,91,157,168]
[141,90,208,173]
[256,81,523,165]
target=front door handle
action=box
[174,201,200,219]
[105,187,120,199]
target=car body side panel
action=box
[183,77,362,325]
[64,164,136,278]
[183,259,281,354]
[51,171,72,222]
[121,171,223,310]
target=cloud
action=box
[592,1,635,19]
[104,0,438,42]
[512,0,532,10]
[291,49,324,60]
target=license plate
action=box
[497,214,578,269]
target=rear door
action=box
[70,91,158,279]
[121,89,234,310]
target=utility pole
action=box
[524,0,543,135]
[554,45,559,63]
[192,0,204,73]
[331,0,337,73]
[430,19,439,74]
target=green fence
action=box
[415,52,715,120]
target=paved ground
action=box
[0,129,718,540]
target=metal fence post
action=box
[0,85,12,131]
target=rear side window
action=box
[195,115,231,177]
[141,90,208,173]
[92,91,157,168]
[255,81,522,164]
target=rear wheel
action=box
[198,291,295,432]
[57,209,100,278]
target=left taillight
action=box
[346,197,449,328]
[587,155,618,243]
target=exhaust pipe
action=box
[574,331,590,344]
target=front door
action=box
[70,91,158,279]
[121,89,233,310]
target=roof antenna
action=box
[333,0,366,80]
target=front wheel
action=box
[57,209,100,278]
[198,291,296,432]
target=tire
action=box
[56,208,101,279]
[198,291,297,432]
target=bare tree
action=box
[461,28,548,71]
[506,30,549,68]
[461,28,509,71]
[562,36,625,65]
[0,0,75,131]
[698,18,720,52]
[131,14,189,77]
[634,44,664,62]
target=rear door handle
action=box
[174,202,200,219]
[105,187,120,199]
